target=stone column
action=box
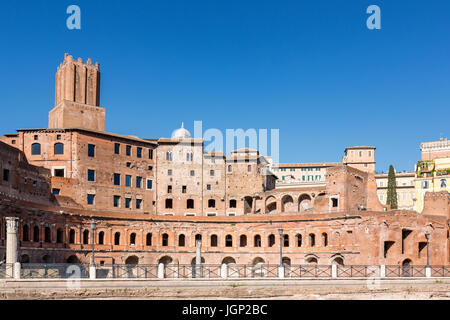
[380,265,386,278]
[6,217,19,264]
[157,263,165,279]
[220,264,228,279]
[6,217,19,278]
[331,264,337,278]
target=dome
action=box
[171,122,191,139]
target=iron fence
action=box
[431,266,450,277]
[20,263,89,279]
[337,265,380,278]
[95,264,158,279]
[385,265,427,278]
[2,263,449,280]
[0,263,14,279]
[284,265,332,278]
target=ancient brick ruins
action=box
[0,54,449,267]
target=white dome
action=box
[171,122,191,139]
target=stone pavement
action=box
[1,278,449,300]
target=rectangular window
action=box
[136,176,142,188]
[114,173,121,185]
[148,166,153,171]
[137,147,142,158]
[136,199,142,209]
[206,184,211,190]
[148,149,153,159]
[88,144,95,157]
[167,185,172,193]
[126,145,131,156]
[114,143,120,154]
[190,170,195,176]
[302,175,305,181]
[210,170,214,176]
[290,168,295,172]
[113,195,120,207]
[182,185,187,193]
[3,169,9,181]
[146,179,153,190]
[125,175,132,187]
[87,194,95,205]
[168,169,172,176]
[88,169,95,182]
[52,188,60,195]
[125,198,131,208]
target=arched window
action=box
[254,235,261,247]
[283,234,289,247]
[225,234,233,247]
[44,227,51,243]
[187,199,194,209]
[114,232,121,245]
[309,234,316,247]
[240,235,247,247]
[322,232,328,247]
[83,229,89,244]
[33,226,39,242]
[210,234,218,247]
[268,234,275,247]
[22,224,29,242]
[296,234,302,247]
[178,234,185,247]
[162,233,169,246]
[229,199,237,208]
[208,199,216,208]
[166,151,173,161]
[98,231,105,245]
[146,233,152,246]
[195,234,202,244]
[54,143,64,155]
[130,233,136,245]
[228,165,232,172]
[56,228,63,243]
[69,229,75,244]
[31,143,41,155]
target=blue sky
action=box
[0,1,449,173]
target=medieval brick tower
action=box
[48,53,105,131]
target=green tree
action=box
[386,165,398,209]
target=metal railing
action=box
[2,263,449,280]
[284,265,332,278]
[385,265,427,278]
[0,263,14,279]
[337,265,380,278]
[95,264,158,279]
[20,263,90,279]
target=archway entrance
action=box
[402,259,412,277]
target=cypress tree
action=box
[386,165,398,209]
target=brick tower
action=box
[48,53,105,131]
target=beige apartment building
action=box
[375,171,415,210]
[414,138,450,212]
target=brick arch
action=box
[281,194,295,212]
[265,196,277,214]
[298,194,312,212]
[304,254,319,264]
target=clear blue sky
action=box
[1,1,449,173]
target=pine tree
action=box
[386,165,398,209]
